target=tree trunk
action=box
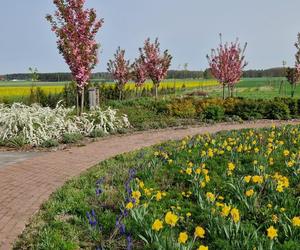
[222,84,225,100]
[119,88,122,100]
[76,90,79,116]
[227,85,230,98]
[80,88,84,116]
[155,84,158,99]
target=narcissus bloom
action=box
[221,204,231,217]
[156,191,162,201]
[230,208,240,223]
[178,232,188,244]
[252,175,263,184]
[198,245,209,250]
[245,189,255,197]
[186,168,192,175]
[132,191,141,200]
[244,175,251,183]
[267,226,278,240]
[194,226,205,238]
[206,192,215,201]
[165,211,178,227]
[152,219,163,231]
[126,202,134,210]
[292,216,300,227]
[228,162,236,171]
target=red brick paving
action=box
[0,120,299,249]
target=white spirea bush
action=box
[0,103,130,146]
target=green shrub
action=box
[167,98,196,118]
[274,97,298,116]
[89,129,106,138]
[232,99,265,120]
[62,133,84,144]
[264,101,290,120]
[6,136,27,148]
[41,139,59,148]
[203,105,225,121]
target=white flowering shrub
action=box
[0,103,130,146]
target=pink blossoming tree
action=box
[139,38,172,98]
[46,0,104,115]
[131,58,147,95]
[107,47,131,100]
[207,34,247,99]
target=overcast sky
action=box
[0,0,300,74]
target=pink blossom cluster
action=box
[207,36,247,88]
[107,47,131,90]
[46,0,104,90]
[131,58,147,88]
[139,38,172,86]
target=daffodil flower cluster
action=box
[121,125,300,249]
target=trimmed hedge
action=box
[166,97,299,121]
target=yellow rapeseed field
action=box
[0,86,65,97]
[0,80,218,97]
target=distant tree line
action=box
[2,67,288,82]
[242,67,286,78]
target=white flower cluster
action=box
[0,103,130,146]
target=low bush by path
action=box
[0,103,130,147]
[15,125,300,250]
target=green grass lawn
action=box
[14,125,300,249]
[193,77,299,99]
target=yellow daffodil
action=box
[156,191,162,201]
[198,245,209,250]
[221,204,231,217]
[186,167,192,175]
[244,175,251,183]
[230,208,240,223]
[267,226,278,240]
[132,191,141,200]
[245,189,255,197]
[194,226,205,238]
[165,211,178,227]
[227,162,235,171]
[292,216,300,227]
[178,232,188,244]
[152,219,163,231]
[126,202,134,210]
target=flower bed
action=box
[0,103,130,146]
[118,126,300,249]
[15,126,300,249]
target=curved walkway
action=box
[1,119,300,249]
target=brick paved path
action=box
[1,120,299,249]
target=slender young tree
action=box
[107,47,131,100]
[46,0,104,115]
[207,34,247,99]
[286,67,300,97]
[295,33,300,69]
[131,58,147,96]
[139,38,172,98]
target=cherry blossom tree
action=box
[139,38,172,98]
[131,58,147,95]
[46,0,104,115]
[107,47,131,100]
[207,34,247,99]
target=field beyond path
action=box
[1,120,300,249]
